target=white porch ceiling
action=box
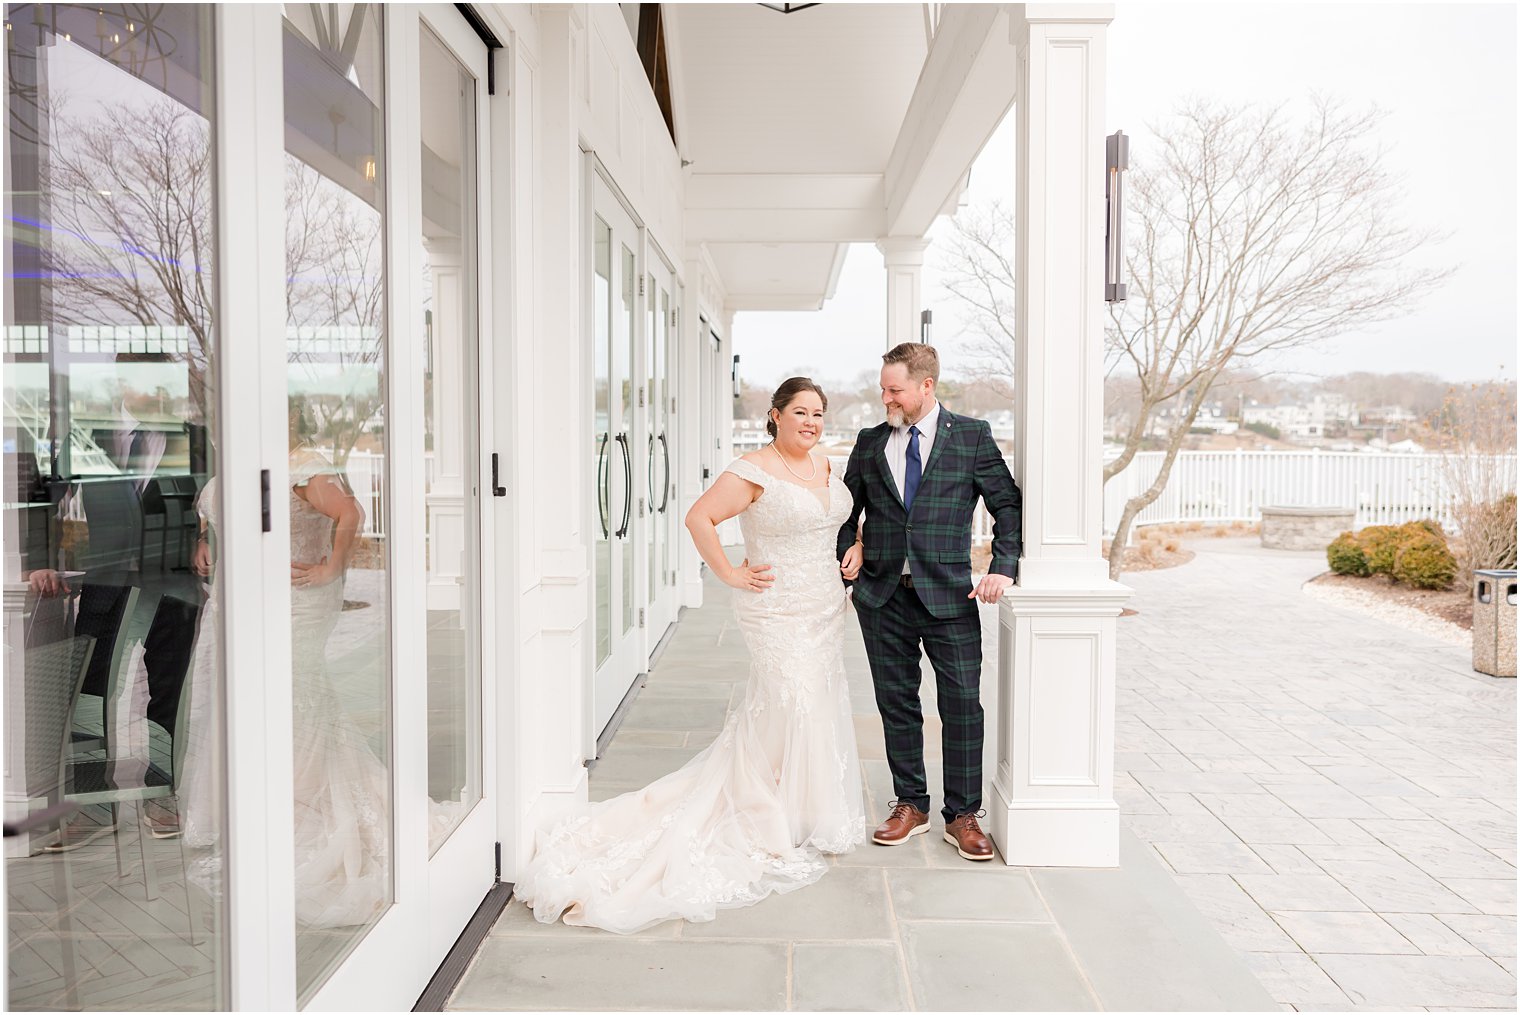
[668,3,921,311]
[670,4,927,176]
[666,3,1017,313]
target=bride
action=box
[516,377,866,933]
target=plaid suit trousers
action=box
[855,582,984,824]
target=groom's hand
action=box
[969,573,1014,605]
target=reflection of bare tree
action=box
[35,92,385,467]
[41,97,216,421]
[285,157,385,469]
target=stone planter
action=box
[1259,506,1357,552]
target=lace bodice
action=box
[723,457,852,578]
[290,447,338,564]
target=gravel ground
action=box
[1301,573,1470,648]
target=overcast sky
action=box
[734,2,1517,396]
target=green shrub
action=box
[1392,532,1458,589]
[1326,532,1370,576]
[1406,517,1446,540]
[1358,525,1401,575]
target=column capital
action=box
[1012,4,1116,29]
[875,236,931,266]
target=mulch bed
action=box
[1307,571,1474,630]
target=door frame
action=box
[583,157,647,753]
[644,243,680,643]
[304,6,499,1008]
[215,5,500,1009]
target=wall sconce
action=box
[1105,130,1128,303]
[920,309,933,345]
[732,354,741,399]
[363,157,377,183]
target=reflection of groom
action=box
[838,343,1022,861]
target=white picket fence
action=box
[344,449,1515,548]
[969,450,1516,546]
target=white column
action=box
[876,236,929,349]
[992,3,1131,869]
[424,238,466,613]
[518,5,592,845]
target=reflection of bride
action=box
[183,414,388,929]
[286,415,389,928]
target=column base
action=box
[990,784,1121,867]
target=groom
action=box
[838,342,1022,862]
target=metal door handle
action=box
[595,433,610,539]
[490,453,506,497]
[614,432,632,539]
[657,432,671,513]
[260,469,271,532]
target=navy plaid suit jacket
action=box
[836,407,1023,620]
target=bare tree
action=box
[40,94,385,468]
[44,98,217,422]
[1102,96,1449,576]
[938,201,1016,397]
[1421,382,1518,584]
[284,157,386,468]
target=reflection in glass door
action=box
[281,5,394,1001]
[590,173,642,739]
[4,6,229,1008]
[418,22,482,857]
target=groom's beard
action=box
[886,408,906,429]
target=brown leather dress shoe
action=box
[872,801,930,845]
[944,812,995,861]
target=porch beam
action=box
[882,4,1018,238]
[992,3,1131,870]
[685,173,886,243]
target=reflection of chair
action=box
[63,593,203,941]
[140,479,169,571]
[171,475,200,563]
[23,585,75,650]
[20,636,97,1011]
[69,584,140,757]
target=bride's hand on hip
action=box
[723,558,774,593]
[292,557,342,588]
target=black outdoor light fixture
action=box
[758,3,821,12]
[920,309,933,345]
[1105,129,1128,303]
[733,354,742,399]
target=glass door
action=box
[412,2,496,971]
[3,6,232,1008]
[590,171,643,741]
[644,253,678,642]
[278,5,497,1009]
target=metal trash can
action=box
[1473,569,1517,678]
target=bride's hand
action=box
[291,557,342,588]
[723,558,774,593]
[840,542,863,581]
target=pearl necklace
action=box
[769,441,817,482]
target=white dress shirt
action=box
[884,399,939,574]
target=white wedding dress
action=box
[516,456,866,934]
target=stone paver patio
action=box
[1117,538,1516,1012]
[448,565,1274,1011]
[448,539,1515,1011]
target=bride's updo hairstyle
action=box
[767,377,829,439]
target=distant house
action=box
[1242,394,1353,441]
[1150,401,1238,437]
